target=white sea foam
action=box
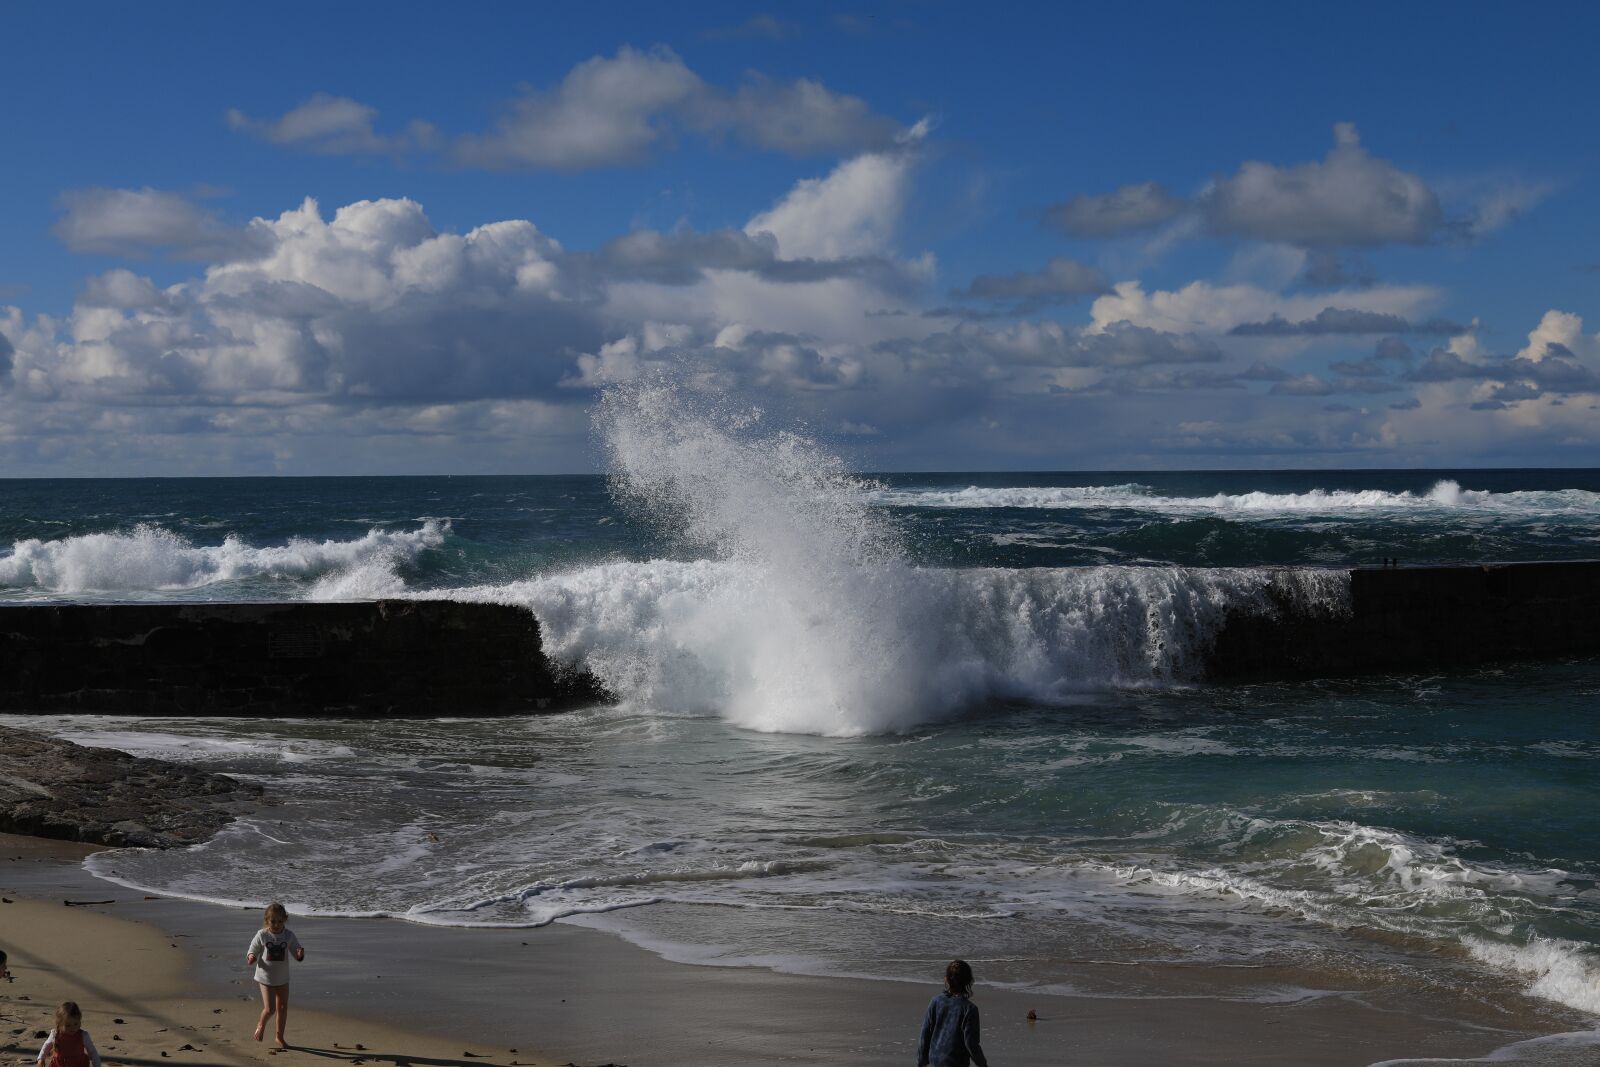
[1464,935,1600,1016]
[871,480,1600,517]
[1366,1029,1600,1067]
[1092,813,1600,1015]
[0,520,445,595]
[455,559,1346,735]
[41,728,359,765]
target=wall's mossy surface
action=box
[0,599,605,716]
[1206,560,1600,679]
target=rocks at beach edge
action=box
[0,725,267,848]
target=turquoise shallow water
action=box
[2,462,1598,1019]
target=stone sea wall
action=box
[0,599,603,716]
[0,560,1594,714]
[1205,559,1600,679]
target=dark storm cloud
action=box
[1235,360,1289,381]
[1329,357,1390,378]
[1483,380,1544,404]
[1230,307,1467,337]
[1373,337,1414,361]
[1405,349,1499,382]
[1201,124,1445,247]
[1045,125,1529,252]
[1499,350,1600,394]
[1337,377,1403,394]
[1270,375,1338,396]
[1104,366,1244,392]
[1042,181,1186,238]
[1405,343,1600,401]
[584,227,913,288]
[1075,323,1222,367]
[316,293,604,402]
[1300,250,1376,288]
[951,257,1111,303]
[864,322,1221,388]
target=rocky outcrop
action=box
[0,726,266,848]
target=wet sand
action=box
[0,833,1592,1066]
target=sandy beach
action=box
[0,836,561,1067]
[2,832,1594,1067]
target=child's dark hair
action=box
[55,1001,82,1031]
[944,959,974,996]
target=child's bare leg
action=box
[273,984,290,1048]
[254,982,274,1041]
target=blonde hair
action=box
[55,1001,82,1031]
[263,901,288,927]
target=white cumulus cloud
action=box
[744,135,921,260]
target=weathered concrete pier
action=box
[0,560,1595,715]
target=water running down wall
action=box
[0,559,1595,717]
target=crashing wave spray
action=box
[469,381,1350,735]
[588,379,941,733]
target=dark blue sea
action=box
[2,387,1597,1041]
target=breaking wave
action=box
[871,480,1600,516]
[0,520,446,596]
[463,560,1346,735]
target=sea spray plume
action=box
[597,379,898,566]
[591,378,957,734]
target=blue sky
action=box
[3,1,1598,474]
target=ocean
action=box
[2,384,1598,1029]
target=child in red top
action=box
[36,1001,101,1067]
